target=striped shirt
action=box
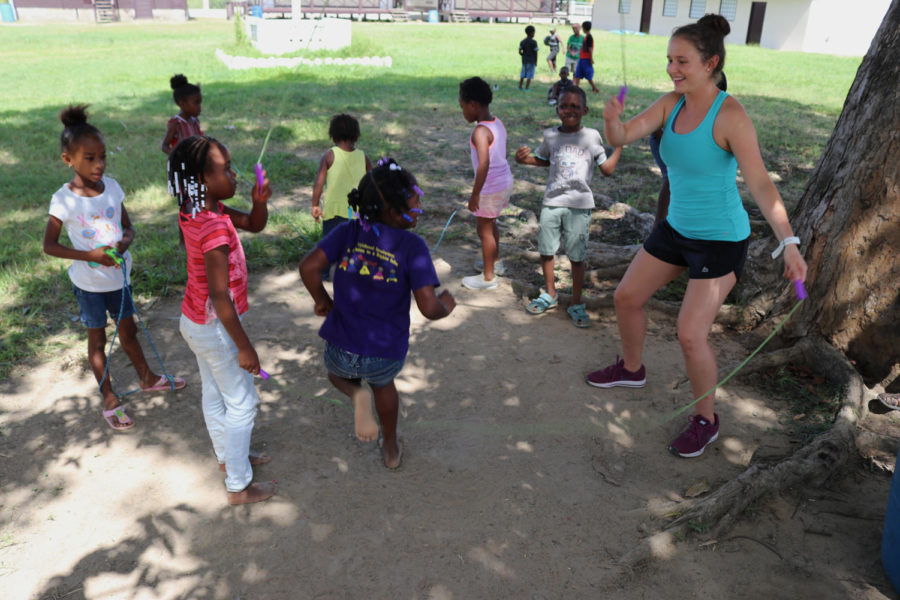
[179,209,249,324]
[167,115,203,151]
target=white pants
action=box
[180,314,258,492]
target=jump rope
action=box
[98,249,180,398]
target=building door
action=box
[639,0,652,33]
[746,1,766,44]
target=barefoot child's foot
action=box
[227,481,278,505]
[218,452,272,472]
[353,387,379,442]
[381,438,403,470]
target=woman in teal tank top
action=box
[588,14,807,458]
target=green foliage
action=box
[0,21,862,378]
[687,519,712,533]
[233,11,250,49]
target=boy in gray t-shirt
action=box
[515,86,621,327]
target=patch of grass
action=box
[0,21,862,378]
[688,519,712,534]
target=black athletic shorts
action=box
[643,220,749,280]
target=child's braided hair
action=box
[166,135,223,217]
[347,157,421,229]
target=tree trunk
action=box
[737,0,900,387]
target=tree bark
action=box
[736,0,900,386]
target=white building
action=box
[592,0,891,56]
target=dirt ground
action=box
[2,240,898,599]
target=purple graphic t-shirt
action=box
[317,220,440,360]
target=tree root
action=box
[617,336,872,571]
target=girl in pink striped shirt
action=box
[167,135,277,505]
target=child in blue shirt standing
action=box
[518,25,538,91]
[515,87,620,327]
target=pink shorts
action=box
[472,186,512,218]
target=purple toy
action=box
[794,280,808,300]
[258,368,270,380]
[254,163,264,189]
[617,85,628,104]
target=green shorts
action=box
[537,206,591,262]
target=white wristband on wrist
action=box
[771,236,801,259]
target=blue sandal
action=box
[567,304,590,328]
[526,292,558,315]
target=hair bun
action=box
[698,13,731,36]
[170,74,189,90]
[59,104,89,127]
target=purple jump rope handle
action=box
[254,163,264,189]
[258,368,270,380]
[794,280,807,300]
[617,85,628,104]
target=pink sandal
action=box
[141,375,186,393]
[102,406,134,431]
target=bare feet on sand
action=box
[381,439,402,470]
[227,481,278,505]
[353,387,379,442]
[218,452,272,472]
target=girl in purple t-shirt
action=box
[299,158,456,469]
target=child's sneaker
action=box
[668,414,719,458]
[473,259,507,276]
[585,356,646,388]
[462,273,499,290]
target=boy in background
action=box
[564,23,583,75]
[573,21,600,93]
[518,25,538,91]
[547,66,573,106]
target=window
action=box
[719,0,737,20]
[689,0,706,18]
[662,0,677,17]
[618,0,631,13]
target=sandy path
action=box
[0,247,895,599]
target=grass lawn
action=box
[0,19,862,378]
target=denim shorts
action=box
[644,220,749,280]
[72,284,134,329]
[323,341,405,388]
[520,63,536,79]
[537,206,591,262]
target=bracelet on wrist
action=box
[771,236,801,259]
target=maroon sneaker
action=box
[669,413,720,458]
[586,356,646,388]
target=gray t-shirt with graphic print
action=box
[534,126,608,209]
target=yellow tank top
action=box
[323,147,367,220]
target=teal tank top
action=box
[659,91,750,241]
